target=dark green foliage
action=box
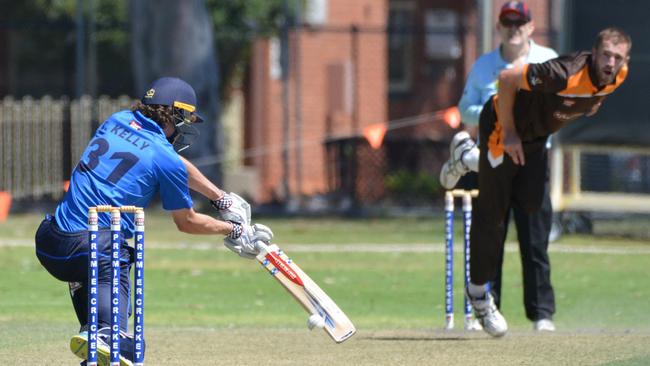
[385,169,441,204]
[2,0,296,100]
[206,0,295,100]
[2,0,130,97]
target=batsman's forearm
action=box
[180,156,225,200]
[176,211,234,235]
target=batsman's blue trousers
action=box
[35,215,139,359]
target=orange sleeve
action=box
[520,64,531,91]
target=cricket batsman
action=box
[34,77,272,365]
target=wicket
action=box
[87,206,145,366]
[444,189,479,330]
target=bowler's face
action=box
[592,40,630,86]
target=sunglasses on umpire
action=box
[500,18,528,28]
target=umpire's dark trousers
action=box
[469,97,556,321]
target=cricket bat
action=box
[255,242,356,343]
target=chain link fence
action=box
[325,136,447,210]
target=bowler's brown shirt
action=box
[507,51,628,142]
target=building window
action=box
[424,9,461,60]
[304,0,327,26]
[388,1,415,93]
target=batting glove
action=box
[211,192,251,226]
[224,223,274,259]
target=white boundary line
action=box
[6,239,650,254]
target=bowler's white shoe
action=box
[533,318,556,332]
[466,290,508,337]
[464,317,483,331]
[439,131,477,189]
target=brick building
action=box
[244,0,558,205]
[245,0,389,204]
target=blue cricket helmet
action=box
[141,77,203,123]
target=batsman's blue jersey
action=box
[55,110,193,238]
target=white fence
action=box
[551,144,650,214]
[0,95,134,200]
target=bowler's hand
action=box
[503,128,525,165]
[586,102,602,117]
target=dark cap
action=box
[499,1,531,22]
[141,77,203,122]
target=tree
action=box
[2,0,130,96]
[206,0,288,100]
[3,0,291,100]
[130,0,292,182]
[5,0,292,183]
[131,0,222,182]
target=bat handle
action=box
[255,240,270,253]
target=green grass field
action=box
[1,212,650,365]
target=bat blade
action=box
[256,244,356,343]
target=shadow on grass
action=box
[367,336,474,342]
[362,331,482,342]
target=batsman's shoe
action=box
[466,290,508,337]
[70,331,134,366]
[533,318,556,332]
[439,131,477,189]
